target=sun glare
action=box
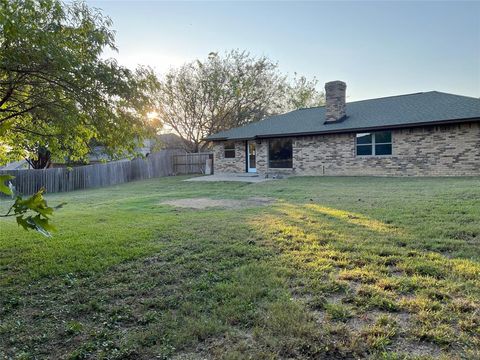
[147,111,159,120]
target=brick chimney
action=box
[325,80,347,123]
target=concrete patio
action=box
[184,173,272,183]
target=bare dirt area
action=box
[161,197,274,210]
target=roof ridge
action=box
[296,91,433,112]
[297,104,325,111]
[257,91,479,121]
[347,91,428,104]
[429,90,480,100]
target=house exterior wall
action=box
[212,122,480,176]
[213,140,246,173]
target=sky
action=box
[86,0,480,101]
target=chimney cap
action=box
[325,80,346,89]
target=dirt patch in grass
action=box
[161,197,274,210]
[391,339,443,358]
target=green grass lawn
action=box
[1,176,479,359]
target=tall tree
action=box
[0,0,161,167]
[156,51,324,151]
[285,73,325,110]
[1,0,161,235]
[157,51,287,152]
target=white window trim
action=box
[356,132,393,157]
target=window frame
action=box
[223,141,236,159]
[355,131,392,157]
[268,138,293,169]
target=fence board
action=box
[0,150,186,196]
[173,152,213,175]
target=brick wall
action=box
[213,140,246,173]
[212,122,480,176]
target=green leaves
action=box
[12,188,53,217]
[0,0,161,166]
[11,189,58,237]
[1,175,60,237]
[16,214,57,237]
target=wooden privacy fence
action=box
[173,152,213,175]
[0,150,187,196]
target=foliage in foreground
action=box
[0,174,57,236]
[0,176,479,358]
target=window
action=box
[224,141,235,158]
[269,139,293,168]
[356,131,392,156]
[356,133,373,155]
[374,131,392,155]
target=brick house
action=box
[206,81,480,176]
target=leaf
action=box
[31,215,56,237]
[13,188,53,217]
[16,215,32,231]
[8,188,60,237]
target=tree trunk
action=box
[26,147,52,169]
[193,142,200,153]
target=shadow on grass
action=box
[1,200,479,359]
[248,201,480,358]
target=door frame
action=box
[247,141,257,173]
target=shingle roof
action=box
[206,91,480,141]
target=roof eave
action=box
[208,117,480,141]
